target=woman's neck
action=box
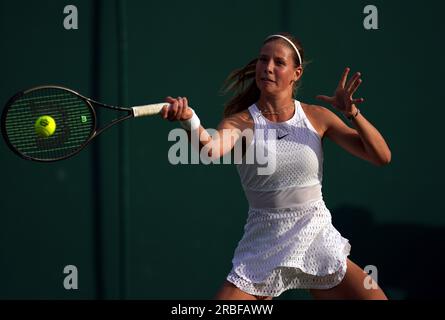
[258,90,294,109]
[257,94,295,122]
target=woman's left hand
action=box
[316,67,365,117]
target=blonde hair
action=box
[221,33,305,118]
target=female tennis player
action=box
[161,32,390,300]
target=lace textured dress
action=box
[226,100,351,297]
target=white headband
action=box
[265,34,302,66]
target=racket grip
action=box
[132,103,168,117]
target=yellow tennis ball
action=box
[35,115,56,137]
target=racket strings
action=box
[4,87,95,161]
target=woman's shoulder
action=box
[301,102,343,123]
[301,102,330,116]
[219,109,253,130]
[231,109,253,122]
[300,102,335,137]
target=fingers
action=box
[175,97,183,121]
[169,97,181,121]
[338,67,350,89]
[316,95,334,104]
[339,67,363,93]
[161,96,174,119]
[326,68,365,110]
[349,77,362,97]
[165,96,176,103]
[346,72,362,94]
[161,105,169,119]
[162,96,189,121]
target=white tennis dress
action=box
[226,100,351,297]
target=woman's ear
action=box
[294,66,303,82]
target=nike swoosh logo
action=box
[277,133,289,140]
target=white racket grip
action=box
[132,103,168,117]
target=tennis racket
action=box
[1,85,170,162]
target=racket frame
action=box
[1,85,135,162]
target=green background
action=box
[1,0,444,299]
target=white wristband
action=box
[180,109,201,131]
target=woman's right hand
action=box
[160,96,194,122]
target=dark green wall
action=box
[1,0,444,299]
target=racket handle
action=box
[132,103,168,117]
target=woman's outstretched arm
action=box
[316,67,391,166]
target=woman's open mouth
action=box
[261,78,275,83]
